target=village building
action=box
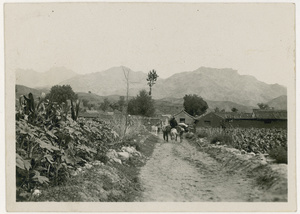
[194,112,224,128]
[195,109,287,129]
[173,109,196,125]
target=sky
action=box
[5,3,295,86]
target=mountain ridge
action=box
[15,66,287,107]
[16,66,78,88]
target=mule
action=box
[162,124,171,142]
[170,128,178,141]
[170,126,185,142]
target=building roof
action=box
[196,110,287,120]
[194,111,212,120]
[215,112,253,119]
[173,109,196,119]
[252,109,287,120]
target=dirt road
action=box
[138,136,263,202]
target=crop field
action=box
[193,127,287,163]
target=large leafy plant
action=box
[16,93,119,201]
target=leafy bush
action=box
[185,132,195,139]
[196,130,208,138]
[16,94,119,201]
[269,146,287,164]
[192,127,287,157]
[210,133,233,145]
[127,90,155,117]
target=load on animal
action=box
[162,116,189,142]
[146,115,189,142]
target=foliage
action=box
[231,107,238,112]
[146,69,159,96]
[257,103,271,110]
[196,130,208,138]
[33,133,157,202]
[269,146,287,164]
[128,90,155,117]
[117,96,126,112]
[70,99,80,121]
[100,98,111,112]
[82,99,89,107]
[46,85,78,104]
[185,132,195,139]
[16,93,119,201]
[214,107,220,113]
[183,94,208,117]
[228,128,287,154]
[195,127,287,156]
[210,133,233,145]
[34,164,137,202]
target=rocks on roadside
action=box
[117,152,130,161]
[112,158,122,164]
[92,160,104,166]
[121,146,141,157]
[106,149,123,164]
[106,149,118,160]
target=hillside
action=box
[61,66,286,107]
[267,95,287,110]
[16,85,43,99]
[16,67,78,88]
[205,100,255,113]
[77,92,135,106]
[59,66,148,96]
[152,67,286,107]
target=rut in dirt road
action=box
[138,137,263,202]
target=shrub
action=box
[185,132,195,139]
[210,133,233,145]
[16,94,119,201]
[196,130,208,138]
[269,146,287,164]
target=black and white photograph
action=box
[4,2,297,212]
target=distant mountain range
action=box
[16,67,78,88]
[60,66,148,97]
[15,66,287,109]
[151,67,286,107]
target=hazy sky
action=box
[5,3,295,86]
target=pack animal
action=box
[162,124,171,142]
[170,126,186,142]
[170,128,179,141]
